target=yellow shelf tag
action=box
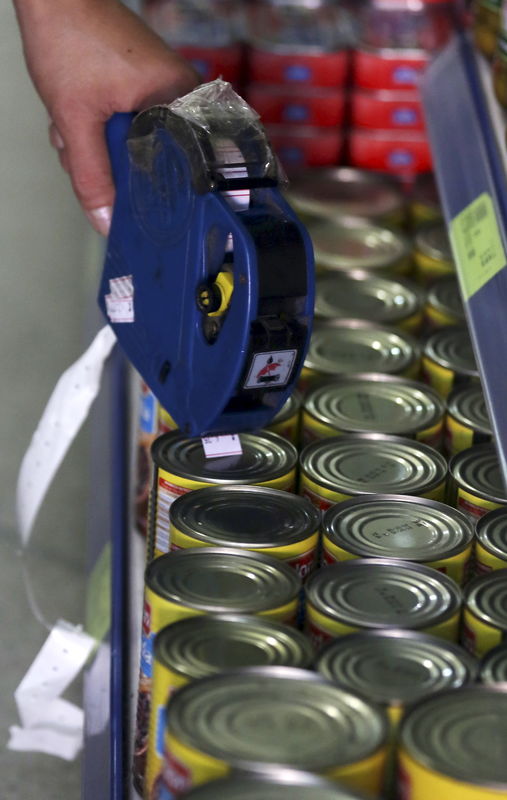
[449,192,506,301]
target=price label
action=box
[201,435,243,458]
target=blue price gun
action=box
[98,81,314,436]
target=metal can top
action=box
[182,771,366,800]
[423,326,478,376]
[167,666,388,771]
[303,374,445,437]
[476,508,507,561]
[415,221,454,264]
[323,494,474,562]
[170,485,320,549]
[305,558,462,630]
[449,443,507,505]
[426,275,465,321]
[284,167,406,224]
[464,569,507,630]
[314,272,424,325]
[480,643,507,687]
[153,614,315,678]
[399,687,507,789]
[304,320,420,378]
[145,548,301,613]
[446,385,492,436]
[151,431,297,484]
[307,218,411,273]
[299,434,447,497]
[316,628,477,707]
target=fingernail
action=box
[86,206,112,236]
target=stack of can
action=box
[242,0,352,169]
[140,0,245,87]
[349,0,459,182]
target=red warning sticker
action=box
[244,350,297,390]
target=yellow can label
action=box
[475,540,507,575]
[266,413,300,446]
[445,413,475,456]
[160,732,229,797]
[414,250,454,285]
[411,202,442,227]
[153,466,296,556]
[145,659,189,799]
[168,525,319,583]
[397,310,424,336]
[302,414,443,452]
[398,748,507,800]
[322,536,472,586]
[421,355,455,398]
[461,607,504,657]
[299,474,352,512]
[325,747,387,797]
[456,488,502,523]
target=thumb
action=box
[64,116,115,236]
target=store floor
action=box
[1,5,101,796]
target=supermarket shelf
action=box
[421,32,507,485]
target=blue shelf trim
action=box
[421,32,507,483]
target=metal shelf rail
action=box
[421,31,507,484]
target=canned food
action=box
[134,548,302,788]
[476,508,507,574]
[136,380,161,536]
[145,615,315,798]
[306,218,412,276]
[480,642,507,686]
[348,128,432,178]
[247,84,346,127]
[409,172,443,228]
[301,320,421,392]
[398,687,507,799]
[316,628,477,725]
[425,275,465,330]
[160,667,389,797]
[445,385,492,457]
[264,124,344,169]
[299,433,448,512]
[462,569,507,657]
[353,47,430,91]
[301,375,445,449]
[447,443,507,522]
[422,326,479,398]
[265,391,302,446]
[322,494,474,585]
[284,166,407,228]
[305,558,462,648]
[414,221,455,284]
[181,771,368,800]
[314,272,425,334]
[350,88,425,132]
[148,431,297,560]
[169,485,320,580]
[473,0,502,59]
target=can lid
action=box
[167,666,388,770]
[316,628,477,706]
[314,272,424,325]
[151,431,297,483]
[303,374,444,436]
[323,494,474,562]
[154,614,315,678]
[464,568,507,629]
[424,326,478,375]
[305,557,462,629]
[145,548,301,613]
[446,385,492,435]
[299,433,447,497]
[284,167,406,223]
[307,218,411,272]
[415,222,454,263]
[170,485,320,548]
[182,772,366,800]
[304,320,419,378]
[476,508,507,561]
[426,275,465,320]
[400,687,507,788]
[480,642,507,687]
[449,443,507,504]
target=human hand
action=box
[13,0,200,235]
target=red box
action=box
[176,44,244,85]
[247,46,350,88]
[247,84,346,127]
[353,47,430,91]
[349,128,432,176]
[350,89,426,131]
[265,124,344,169]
